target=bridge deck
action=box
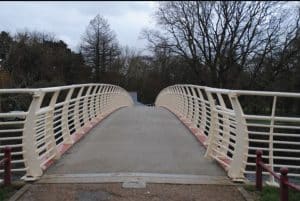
[46,106,225,176]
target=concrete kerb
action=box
[8,184,31,201]
[38,173,233,185]
[237,186,256,201]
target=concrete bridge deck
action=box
[45,106,225,178]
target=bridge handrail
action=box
[155,84,300,184]
[0,83,133,180]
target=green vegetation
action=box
[0,186,18,201]
[245,185,300,201]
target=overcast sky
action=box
[0,1,158,52]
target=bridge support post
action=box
[227,93,248,181]
[22,91,44,181]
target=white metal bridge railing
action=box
[155,84,300,184]
[0,84,133,181]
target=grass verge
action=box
[0,185,23,201]
[245,185,300,201]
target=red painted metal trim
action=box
[255,150,300,201]
[0,147,11,185]
[42,159,55,170]
[256,150,263,191]
[280,168,289,201]
[258,161,280,180]
[0,158,7,165]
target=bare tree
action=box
[143,1,299,88]
[81,14,120,81]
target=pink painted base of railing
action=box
[41,106,127,171]
[161,107,208,146]
[160,106,231,172]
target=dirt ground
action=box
[16,183,246,201]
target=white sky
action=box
[0,1,159,52]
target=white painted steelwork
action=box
[156,85,300,183]
[0,84,133,180]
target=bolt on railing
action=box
[156,84,300,183]
[0,84,133,181]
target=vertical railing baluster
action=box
[89,86,97,119]
[205,90,218,159]
[94,86,101,116]
[186,86,193,122]
[22,90,44,180]
[45,91,61,159]
[74,87,84,131]
[174,86,180,113]
[170,87,176,111]
[98,86,104,116]
[61,88,74,144]
[268,96,277,185]
[83,86,92,124]
[191,87,199,127]
[198,88,207,133]
[102,86,108,114]
[227,92,248,180]
[184,86,189,118]
[216,93,230,158]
